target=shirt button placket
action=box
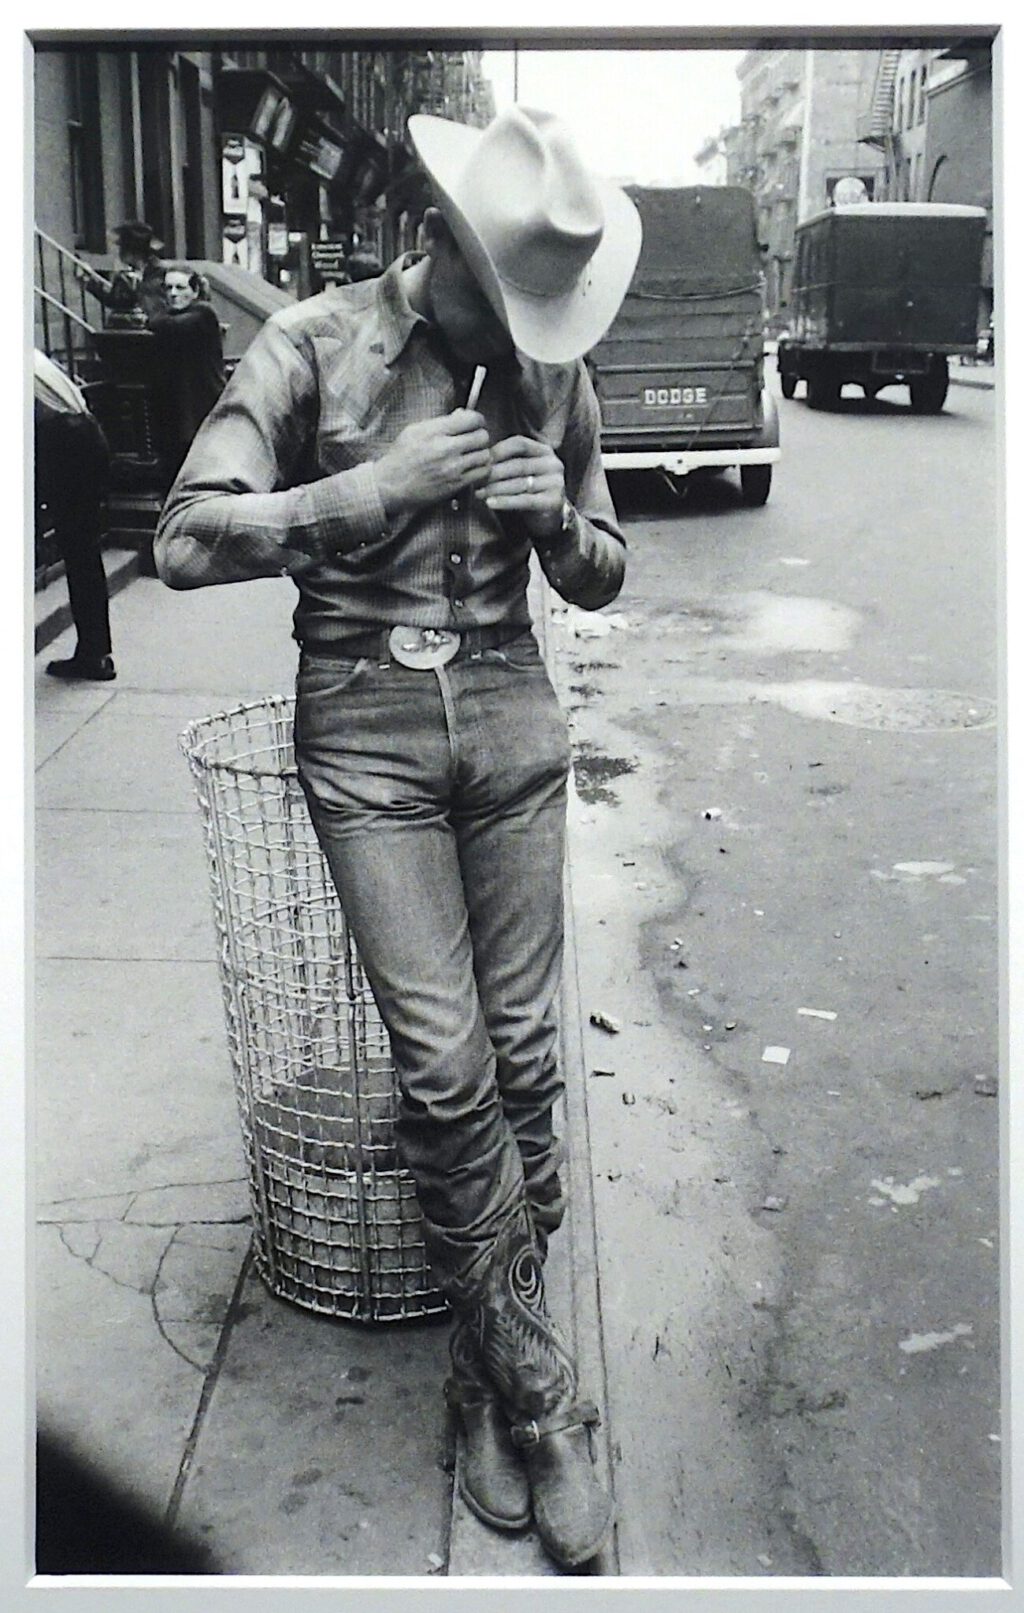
[450,547,464,611]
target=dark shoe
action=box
[445,1319,531,1533]
[45,654,116,682]
[471,1211,614,1568]
[511,1401,615,1569]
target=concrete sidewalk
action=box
[33,570,614,1579]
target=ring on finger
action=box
[526,474,535,493]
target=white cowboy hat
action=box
[408,106,642,364]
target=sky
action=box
[481,48,744,186]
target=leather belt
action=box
[309,622,531,669]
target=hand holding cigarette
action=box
[374,404,492,519]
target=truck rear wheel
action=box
[806,371,840,410]
[909,361,949,414]
[740,465,772,506]
[780,374,797,399]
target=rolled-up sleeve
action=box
[531,360,626,612]
[153,319,388,590]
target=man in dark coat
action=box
[35,350,115,682]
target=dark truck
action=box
[777,201,987,412]
[587,185,779,505]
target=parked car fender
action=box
[755,384,780,449]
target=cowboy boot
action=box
[444,1315,531,1532]
[472,1211,614,1570]
[529,1217,550,1264]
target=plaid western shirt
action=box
[153,254,626,650]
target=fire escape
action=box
[857,47,901,174]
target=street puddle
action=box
[721,592,860,655]
[570,742,637,805]
[766,681,996,732]
[872,862,968,883]
[644,677,995,733]
[660,592,858,654]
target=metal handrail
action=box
[34,225,99,273]
[33,224,108,378]
[34,286,97,334]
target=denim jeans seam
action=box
[433,664,460,771]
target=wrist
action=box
[373,459,412,521]
[533,496,575,545]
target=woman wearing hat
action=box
[76,220,166,328]
[155,106,641,1571]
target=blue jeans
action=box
[293,629,572,1304]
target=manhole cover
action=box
[770,683,996,732]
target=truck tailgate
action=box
[592,293,763,443]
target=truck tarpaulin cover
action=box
[624,186,761,297]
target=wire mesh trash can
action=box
[181,695,447,1324]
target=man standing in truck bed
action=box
[154,105,641,1570]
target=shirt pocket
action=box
[315,348,404,471]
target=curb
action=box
[444,575,617,1577]
[949,372,995,392]
[544,589,618,1571]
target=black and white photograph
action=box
[20,17,1011,1596]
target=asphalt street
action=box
[561,370,1001,1576]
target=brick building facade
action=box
[34,48,223,273]
[31,39,495,559]
[924,48,994,323]
[695,41,994,332]
[33,38,495,349]
[728,50,885,326]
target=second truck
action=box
[777,201,987,412]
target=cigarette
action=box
[466,366,486,410]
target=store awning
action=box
[216,66,295,151]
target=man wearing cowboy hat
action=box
[154,105,641,1570]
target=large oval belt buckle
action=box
[388,625,461,669]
